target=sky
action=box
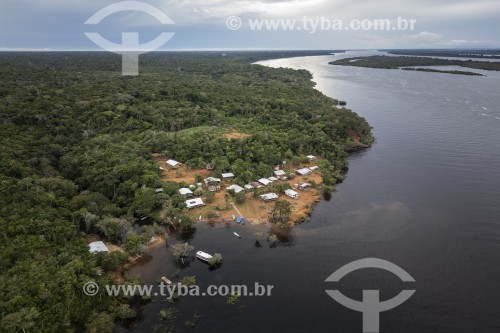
[0,0,499,51]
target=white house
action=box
[204,177,221,184]
[258,178,272,186]
[185,198,205,209]
[260,193,279,202]
[244,184,254,191]
[89,241,109,254]
[307,155,316,161]
[208,185,221,192]
[309,166,319,171]
[299,183,312,191]
[285,189,299,199]
[296,168,312,176]
[166,159,181,169]
[227,184,244,194]
[205,177,221,192]
[268,176,278,182]
[155,188,164,193]
[274,170,286,177]
[179,188,194,197]
[221,172,235,180]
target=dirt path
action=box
[231,203,243,217]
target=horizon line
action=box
[1,47,500,52]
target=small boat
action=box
[234,232,241,238]
[196,251,213,262]
[161,276,172,285]
[241,218,245,225]
[236,216,241,224]
[232,215,236,220]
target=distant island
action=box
[400,67,484,76]
[385,49,500,59]
[329,55,500,75]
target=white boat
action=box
[161,276,172,285]
[196,251,213,261]
[234,232,241,238]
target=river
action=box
[120,51,500,333]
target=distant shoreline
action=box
[329,55,500,75]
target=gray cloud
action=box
[0,0,499,49]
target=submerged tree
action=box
[268,234,278,248]
[180,275,197,286]
[254,232,263,247]
[207,253,222,266]
[171,242,194,264]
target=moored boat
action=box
[234,232,241,238]
[161,276,172,285]
[196,251,213,261]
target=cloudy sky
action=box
[0,0,499,50]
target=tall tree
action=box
[170,242,194,264]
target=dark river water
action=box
[120,51,500,333]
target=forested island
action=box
[0,51,372,332]
[330,55,500,75]
[385,49,500,59]
[400,67,484,76]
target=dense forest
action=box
[330,55,500,72]
[0,51,372,332]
